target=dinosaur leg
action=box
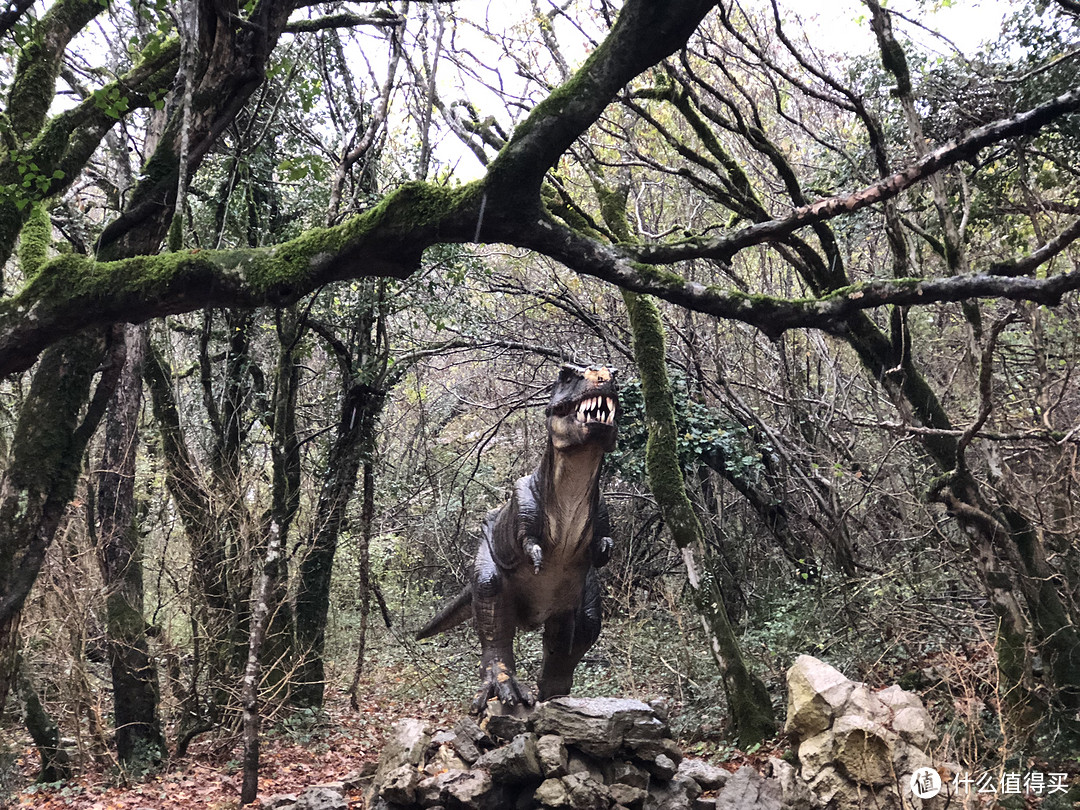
[472,545,532,713]
[537,569,602,701]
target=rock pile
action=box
[270,656,948,810]
[366,696,804,810]
[785,655,944,810]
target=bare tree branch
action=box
[631,85,1080,265]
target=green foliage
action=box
[609,374,764,485]
[90,85,130,120]
[2,152,65,211]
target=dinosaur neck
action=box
[539,441,603,546]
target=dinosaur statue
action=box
[416,363,619,713]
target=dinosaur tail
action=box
[415,585,473,640]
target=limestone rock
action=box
[610,782,648,810]
[648,699,671,725]
[805,766,847,808]
[765,757,815,809]
[785,656,855,740]
[645,754,678,781]
[795,730,835,781]
[675,758,729,791]
[454,716,493,762]
[564,772,614,810]
[712,766,782,810]
[418,768,497,809]
[890,706,935,750]
[628,738,683,767]
[604,759,650,790]
[645,775,699,810]
[295,785,347,810]
[535,773,611,810]
[475,732,542,784]
[426,743,470,775]
[379,718,431,774]
[567,750,607,784]
[380,764,421,804]
[840,685,891,725]
[534,697,663,757]
[263,794,298,810]
[875,685,922,713]
[456,717,493,746]
[832,715,895,787]
[487,712,529,742]
[536,776,572,807]
[537,734,569,777]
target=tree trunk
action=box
[240,521,284,805]
[143,344,233,747]
[262,311,302,695]
[347,457,376,709]
[17,655,71,783]
[95,323,167,768]
[622,289,776,747]
[293,382,385,709]
[0,330,122,717]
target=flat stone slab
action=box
[533,697,665,758]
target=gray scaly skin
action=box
[416,363,619,713]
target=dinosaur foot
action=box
[471,660,534,715]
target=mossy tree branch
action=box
[1,1,1079,379]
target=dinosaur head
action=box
[545,363,618,452]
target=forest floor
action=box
[5,611,1078,808]
[2,647,774,810]
[3,679,772,810]
[4,669,469,810]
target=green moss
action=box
[594,185,631,242]
[8,333,104,498]
[622,286,776,747]
[167,214,183,253]
[622,290,702,550]
[17,204,51,278]
[8,0,105,140]
[2,179,483,333]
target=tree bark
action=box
[17,655,71,783]
[95,323,167,768]
[623,289,776,747]
[347,457,376,708]
[143,345,233,749]
[261,311,303,694]
[293,382,385,709]
[240,520,284,805]
[0,329,122,716]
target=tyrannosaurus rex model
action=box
[416,363,619,713]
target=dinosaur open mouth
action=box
[575,396,615,425]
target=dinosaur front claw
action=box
[593,535,613,567]
[471,660,534,714]
[523,536,543,574]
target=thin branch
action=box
[633,85,1080,265]
[284,12,405,33]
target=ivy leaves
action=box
[609,375,766,485]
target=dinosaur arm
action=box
[515,476,545,574]
[592,497,614,568]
